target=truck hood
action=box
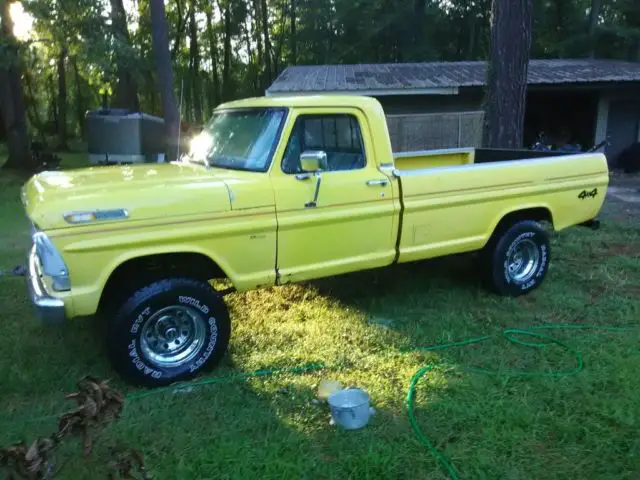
[22,162,232,231]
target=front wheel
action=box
[107,278,231,387]
[485,220,550,297]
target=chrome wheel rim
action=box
[140,306,206,368]
[507,238,540,282]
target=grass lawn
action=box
[1,155,639,479]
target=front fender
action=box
[50,210,278,318]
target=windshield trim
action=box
[205,107,289,173]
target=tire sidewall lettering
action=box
[189,317,219,373]
[130,306,152,334]
[128,339,163,379]
[501,230,548,291]
[128,296,218,380]
[178,295,210,315]
[535,245,548,279]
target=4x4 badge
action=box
[578,188,598,200]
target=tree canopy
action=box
[1,0,639,167]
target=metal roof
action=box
[266,59,640,96]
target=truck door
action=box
[270,107,397,284]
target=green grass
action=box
[1,158,639,478]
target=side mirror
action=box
[300,150,327,173]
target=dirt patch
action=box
[603,172,640,221]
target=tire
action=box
[107,278,231,387]
[484,220,550,297]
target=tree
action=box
[56,46,68,149]
[188,0,202,125]
[259,0,272,84]
[483,0,533,149]
[205,7,221,109]
[0,0,33,171]
[150,0,180,159]
[110,0,140,110]
[71,57,86,139]
[290,0,296,64]
[220,0,232,100]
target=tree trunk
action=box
[588,0,601,37]
[48,75,58,131]
[71,57,86,139]
[468,7,477,58]
[274,1,287,75]
[0,0,33,170]
[413,0,425,54]
[243,20,256,93]
[23,70,46,141]
[204,76,214,118]
[110,0,139,111]
[206,9,221,108]
[146,68,159,115]
[633,0,640,61]
[221,0,232,101]
[183,69,192,123]
[150,0,180,159]
[171,0,186,60]
[253,0,264,78]
[260,0,272,85]
[188,0,202,125]
[57,47,68,150]
[290,0,296,64]
[482,0,533,148]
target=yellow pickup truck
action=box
[21,95,608,386]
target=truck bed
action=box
[393,147,568,171]
[391,148,609,264]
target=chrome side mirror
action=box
[300,150,327,173]
[296,151,327,208]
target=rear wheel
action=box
[107,277,231,387]
[484,220,550,296]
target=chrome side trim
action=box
[63,208,129,224]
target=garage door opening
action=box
[524,90,598,151]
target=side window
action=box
[281,114,366,174]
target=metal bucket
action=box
[327,388,372,430]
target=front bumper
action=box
[27,246,66,324]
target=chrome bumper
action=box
[27,247,66,324]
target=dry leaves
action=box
[0,438,57,479]
[58,376,125,457]
[0,376,141,479]
[107,447,151,480]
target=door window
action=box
[281,114,366,173]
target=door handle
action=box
[366,179,389,187]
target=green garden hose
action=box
[406,324,637,480]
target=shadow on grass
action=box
[310,253,486,309]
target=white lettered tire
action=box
[107,278,231,387]
[485,220,550,296]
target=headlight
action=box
[32,232,70,291]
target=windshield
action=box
[188,108,286,172]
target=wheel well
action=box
[492,207,553,238]
[99,253,226,313]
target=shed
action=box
[266,59,640,166]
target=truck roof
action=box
[216,94,384,112]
